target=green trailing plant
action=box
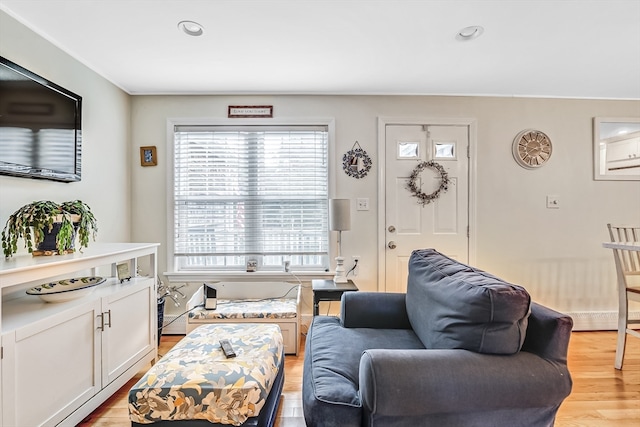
[60,200,98,249]
[1,200,98,258]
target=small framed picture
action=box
[140,146,157,166]
[117,262,131,283]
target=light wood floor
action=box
[79,330,639,426]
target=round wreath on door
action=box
[406,160,450,206]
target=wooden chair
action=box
[607,224,640,369]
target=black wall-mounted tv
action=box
[0,56,82,182]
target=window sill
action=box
[163,270,334,283]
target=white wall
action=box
[131,95,640,328]
[0,11,132,251]
[3,9,639,329]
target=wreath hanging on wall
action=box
[343,141,372,179]
[406,160,450,206]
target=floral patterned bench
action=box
[186,282,301,355]
[129,323,284,427]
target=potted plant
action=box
[60,200,98,250]
[1,200,98,258]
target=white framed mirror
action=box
[593,117,640,181]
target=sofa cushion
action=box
[305,316,424,407]
[406,249,531,355]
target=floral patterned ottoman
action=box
[129,323,284,427]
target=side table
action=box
[312,279,358,316]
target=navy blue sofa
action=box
[303,249,573,427]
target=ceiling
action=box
[1,0,639,99]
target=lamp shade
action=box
[329,199,351,231]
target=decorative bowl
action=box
[26,276,106,303]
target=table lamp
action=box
[329,199,351,283]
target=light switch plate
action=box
[357,198,370,211]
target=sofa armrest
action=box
[359,349,572,418]
[522,302,573,364]
[340,292,411,329]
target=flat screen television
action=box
[0,56,82,182]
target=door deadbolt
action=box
[388,225,396,233]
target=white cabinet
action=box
[101,280,155,386]
[605,132,640,171]
[0,243,159,427]
[2,299,102,427]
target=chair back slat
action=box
[607,223,640,274]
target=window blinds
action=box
[173,125,329,270]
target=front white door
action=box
[384,124,470,293]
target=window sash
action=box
[173,125,329,270]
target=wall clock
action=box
[512,129,553,169]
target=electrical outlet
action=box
[351,256,360,276]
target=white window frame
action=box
[165,117,337,277]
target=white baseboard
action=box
[567,310,640,331]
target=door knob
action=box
[388,241,397,249]
[388,225,396,233]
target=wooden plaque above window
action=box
[228,105,273,118]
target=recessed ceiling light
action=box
[456,25,484,41]
[178,20,204,37]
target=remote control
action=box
[220,339,236,358]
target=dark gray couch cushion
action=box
[406,249,531,355]
[306,316,425,405]
[303,316,424,427]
